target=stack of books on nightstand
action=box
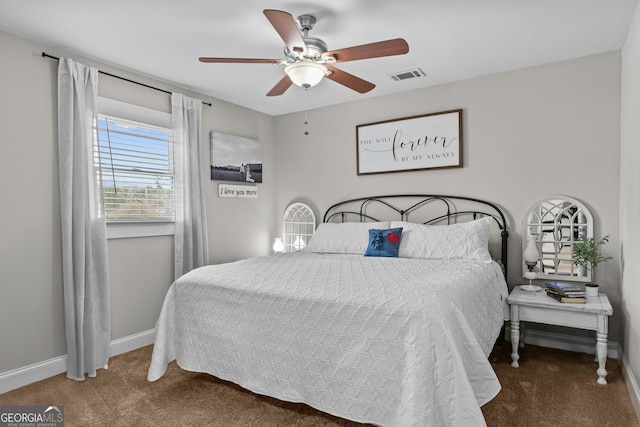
[544,281,587,303]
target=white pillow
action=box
[390,217,492,262]
[305,222,391,254]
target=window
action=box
[95,97,174,238]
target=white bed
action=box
[148,195,510,427]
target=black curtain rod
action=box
[42,52,212,107]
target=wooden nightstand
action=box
[507,285,613,384]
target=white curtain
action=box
[57,58,111,380]
[172,93,209,278]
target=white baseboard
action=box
[505,325,619,359]
[619,347,640,422]
[0,329,155,394]
[0,355,68,395]
[109,329,155,357]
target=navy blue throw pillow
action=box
[364,227,403,257]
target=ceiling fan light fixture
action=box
[285,62,327,88]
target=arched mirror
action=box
[283,202,316,253]
[522,195,593,282]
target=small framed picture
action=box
[210,131,263,183]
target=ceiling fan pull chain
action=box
[304,88,309,136]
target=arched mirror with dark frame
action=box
[522,195,593,283]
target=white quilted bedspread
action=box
[148,252,508,427]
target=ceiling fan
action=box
[199,9,409,96]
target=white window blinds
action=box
[95,114,174,222]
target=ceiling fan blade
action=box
[266,75,293,96]
[325,66,375,93]
[199,57,282,64]
[264,9,307,54]
[322,38,409,63]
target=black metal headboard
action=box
[323,194,509,271]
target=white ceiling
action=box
[0,0,637,116]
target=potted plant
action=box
[572,235,612,297]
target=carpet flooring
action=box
[1,342,638,426]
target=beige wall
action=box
[0,31,276,373]
[621,1,640,403]
[274,51,622,341]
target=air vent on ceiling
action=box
[388,68,427,82]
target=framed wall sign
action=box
[218,184,258,198]
[356,109,462,175]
